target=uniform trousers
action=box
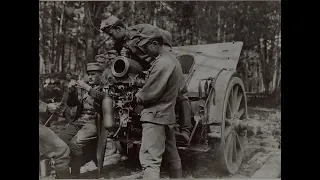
[139,122,182,179]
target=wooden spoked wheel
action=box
[214,77,248,174]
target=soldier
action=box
[39,79,71,179]
[100,16,172,69]
[58,63,105,178]
[100,16,192,143]
[134,27,184,178]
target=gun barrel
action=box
[111,56,143,78]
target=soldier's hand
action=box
[134,93,142,104]
[47,103,59,113]
[68,79,76,88]
[76,80,91,91]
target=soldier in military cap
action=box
[58,62,106,178]
[132,27,184,179]
[100,15,172,68]
[100,15,192,143]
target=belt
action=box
[78,113,97,122]
[81,110,96,115]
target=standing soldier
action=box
[39,79,71,179]
[58,63,105,178]
[134,27,184,178]
[100,15,192,143]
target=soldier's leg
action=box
[69,120,97,178]
[176,89,192,142]
[58,122,80,144]
[139,122,166,179]
[39,124,71,179]
[163,124,183,178]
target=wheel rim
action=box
[221,78,247,174]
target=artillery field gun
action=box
[39,42,248,177]
[98,41,248,175]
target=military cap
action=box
[107,49,118,55]
[137,26,163,47]
[100,15,121,33]
[95,54,107,63]
[86,62,103,72]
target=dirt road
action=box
[43,106,281,179]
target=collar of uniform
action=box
[91,84,100,90]
[155,54,162,60]
[124,29,130,41]
[149,54,162,66]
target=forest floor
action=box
[41,103,281,179]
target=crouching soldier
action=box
[39,79,71,179]
[58,63,105,178]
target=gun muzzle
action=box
[111,56,143,78]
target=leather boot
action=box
[55,168,71,179]
[168,168,182,178]
[175,100,192,143]
[70,155,83,179]
[143,169,160,179]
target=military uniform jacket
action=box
[135,48,184,125]
[67,86,105,122]
[39,100,49,124]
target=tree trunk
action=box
[259,37,266,93]
[217,7,221,42]
[51,2,56,72]
[153,2,157,26]
[39,4,45,74]
[232,19,236,41]
[68,39,72,71]
[262,39,269,94]
[58,1,65,72]
[131,1,135,24]
[39,54,45,74]
[244,51,249,91]
[223,21,227,42]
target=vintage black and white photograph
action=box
[39,0,281,179]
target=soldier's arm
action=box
[39,100,48,113]
[88,88,105,103]
[135,60,174,105]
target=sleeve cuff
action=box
[39,101,48,113]
[135,93,144,104]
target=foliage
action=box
[39,1,281,95]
